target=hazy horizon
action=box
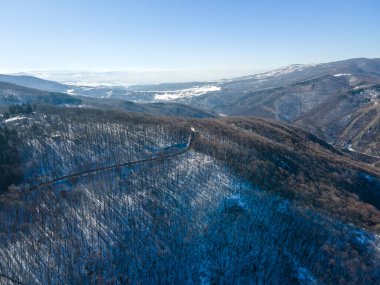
[5,56,380,86]
[1,0,379,81]
[6,68,268,86]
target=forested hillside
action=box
[191,117,380,231]
[5,107,189,187]
[0,106,379,284]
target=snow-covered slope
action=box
[1,149,379,284]
[153,85,220,101]
[1,99,380,284]
[4,112,188,186]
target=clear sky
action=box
[0,0,379,75]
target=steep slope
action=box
[296,84,380,158]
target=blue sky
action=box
[0,0,379,76]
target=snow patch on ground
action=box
[4,116,27,123]
[334,73,351,77]
[222,194,246,213]
[154,85,221,101]
[66,89,75,95]
[101,91,113,98]
[347,144,355,151]
[361,173,375,183]
[297,267,317,285]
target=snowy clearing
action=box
[4,116,27,123]
[154,85,221,101]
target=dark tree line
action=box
[3,104,33,119]
[0,126,22,193]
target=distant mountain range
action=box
[202,58,380,159]
[1,58,379,162]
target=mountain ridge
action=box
[0,74,69,93]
